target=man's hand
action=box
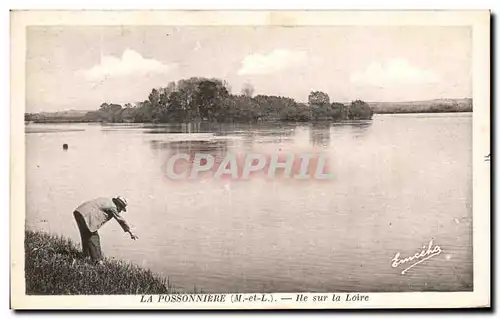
[128,231,139,240]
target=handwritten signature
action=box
[391,240,442,275]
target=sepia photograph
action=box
[10,10,490,309]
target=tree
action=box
[196,79,229,121]
[96,103,123,122]
[308,91,333,121]
[166,91,187,122]
[218,95,261,122]
[330,102,345,120]
[159,82,176,106]
[133,100,153,123]
[253,95,297,121]
[348,100,373,120]
[308,91,330,106]
[241,83,255,97]
[167,77,230,121]
[121,107,136,122]
[93,77,374,124]
[280,103,311,122]
[148,88,160,105]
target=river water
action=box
[25,113,472,293]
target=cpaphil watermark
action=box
[164,152,333,181]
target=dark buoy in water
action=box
[63,143,68,150]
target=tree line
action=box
[84,77,374,123]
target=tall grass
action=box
[25,230,173,295]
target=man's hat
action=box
[114,196,128,212]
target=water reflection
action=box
[144,123,300,151]
[145,123,204,134]
[143,122,297,136]
[150,139,230,163]
[309,123,331,147]
[308,121,373,147]
[331,121,373,139]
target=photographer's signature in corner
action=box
[392,240,442,275]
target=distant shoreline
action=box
[374,110,473,115]
[25,96,473,124]
[25,110,473,125]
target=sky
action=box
[26,26,472,112]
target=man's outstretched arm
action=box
[108,209,138,240]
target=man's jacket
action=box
[74,197,131,233]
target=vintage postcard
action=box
[10,10,490,309]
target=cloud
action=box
[80,49,176,81]
[237,49,307,75]
[350,59,440,86]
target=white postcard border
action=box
[10,10,491,309]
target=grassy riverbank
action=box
[25,230,172,295]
